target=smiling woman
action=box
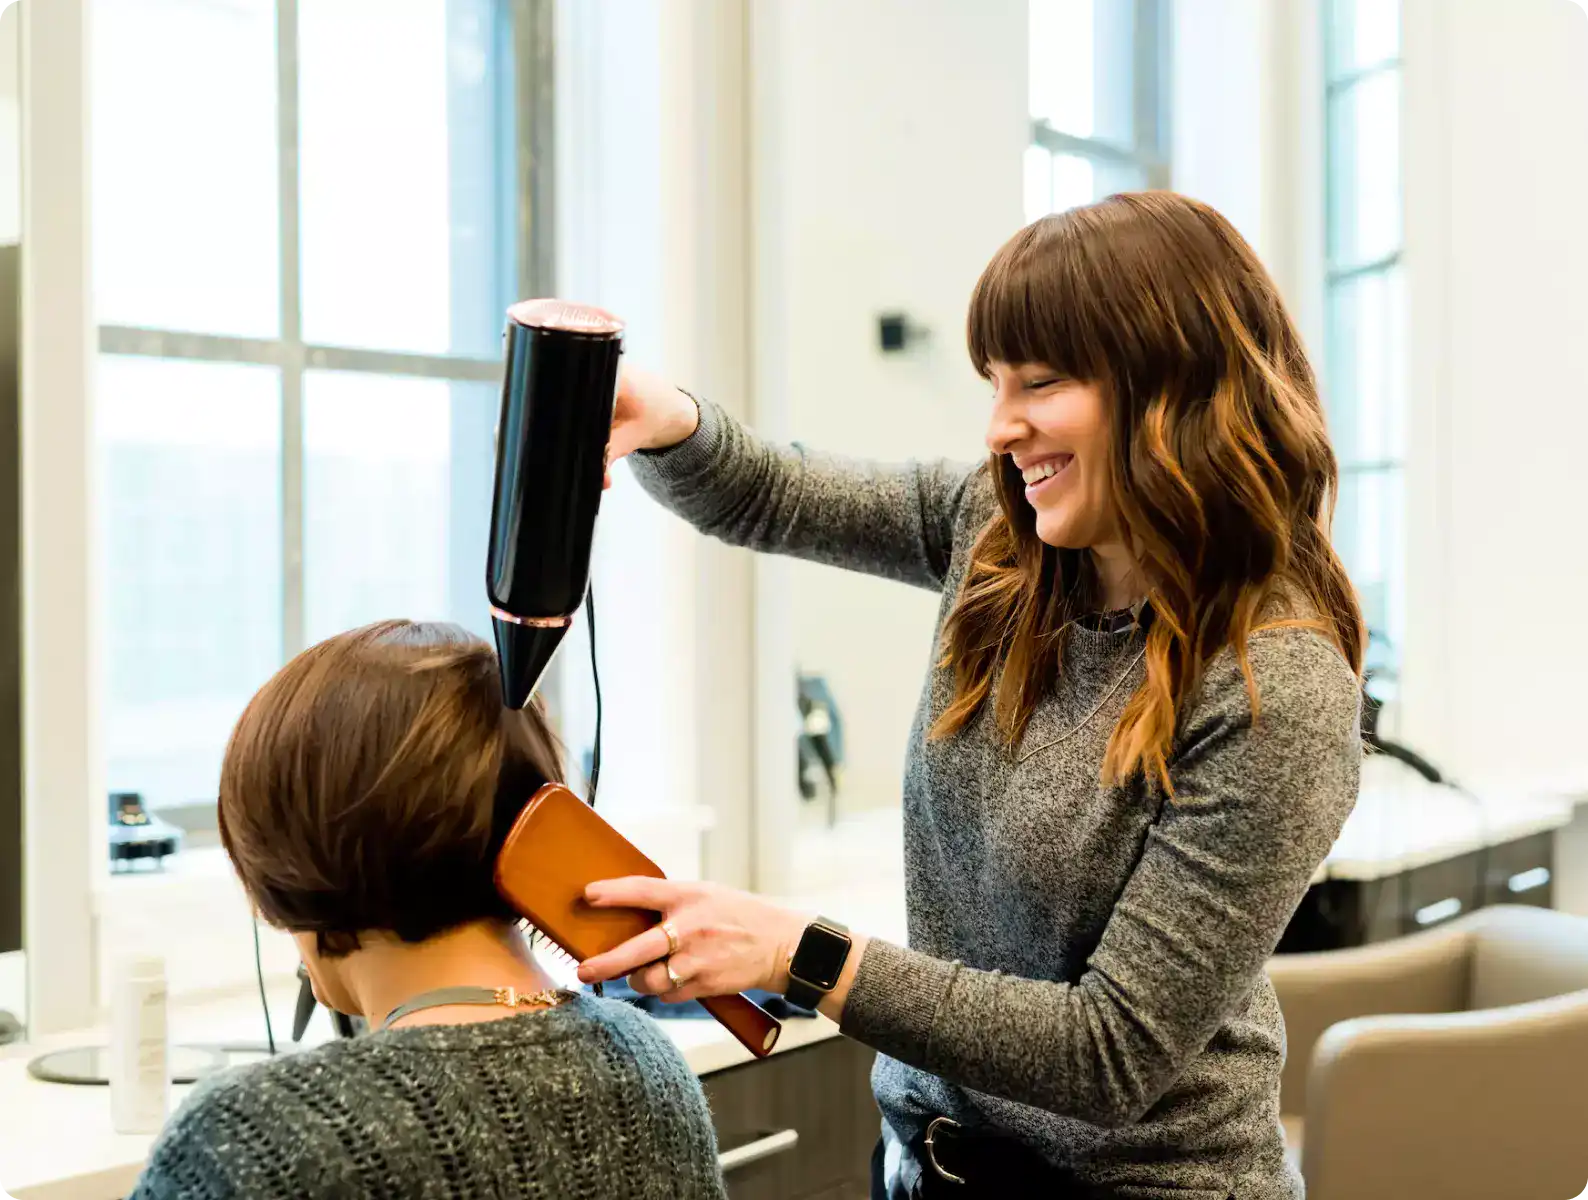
[590,191,1365,1199]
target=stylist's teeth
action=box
[1021,460,1064,485]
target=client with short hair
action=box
[130,619,726,1200]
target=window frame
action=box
[95,0,559,825]
[1027,0,1173,215]
[1321,0,1404,671]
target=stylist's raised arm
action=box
[584,192,1363,1200]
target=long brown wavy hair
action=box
[933,192,1364,792]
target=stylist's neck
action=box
[339,921,555,1028]
[1091,541,1145,612]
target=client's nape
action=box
[487,299,624,709]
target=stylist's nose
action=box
[986,387,1026,457]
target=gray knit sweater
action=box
[631,400,1362,1199]
[127,995,726,1199]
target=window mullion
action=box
[278,0,305,659]
[1133,0,1169,187]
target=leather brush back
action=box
[494,783,781,1057]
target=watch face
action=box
[792,923,851,990]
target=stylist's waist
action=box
[893,1115,1074,1195]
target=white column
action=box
[657,0,758,890]
[21,0,101,1033]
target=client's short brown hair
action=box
[219,619,563,956]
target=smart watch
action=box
[783,917,852,1012]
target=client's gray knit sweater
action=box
[631,400,1362,1199]
[127,996,725,1199]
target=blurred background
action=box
[1,0,1586,1077]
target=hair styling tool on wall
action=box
[796,673,843,825]
[495,782,782,1059]
[487,299,624,710]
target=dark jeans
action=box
[869,1134,1073,1198]
[871,1137,1237,1199]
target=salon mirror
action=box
[758,6,1020,904]
[25,1044,226,1087]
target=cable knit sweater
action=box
[630,399,1363,1199]
[127,995,725,1199]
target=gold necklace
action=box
[1014,648,1146,763]
[1015,607,1149,764]
[382,985,570,1030]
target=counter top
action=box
[1314,773,1575,883]
[0,977,843,1200]
[801,770,1578,889]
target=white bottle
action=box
[108,953,169,1134]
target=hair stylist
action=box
[577,192,1364,1199]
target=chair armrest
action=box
[1266,920,1472,1114]
[1303,991,1588,1200]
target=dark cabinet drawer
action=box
[1399,849,1485,934]
[1398,835,1555,932]
[1278,833,1559,952]
[704,1034,878,1200]
[1276,875,1402,952]
[1483,833,1554,908]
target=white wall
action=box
[1171,0,1267,248]
[0,2,19,245]
[0,0,20,1029]
[750,0,1028,820]
[1399,0,1588,787]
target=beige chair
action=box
[1266,904,1588,1200]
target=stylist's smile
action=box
[1018,452,1075,501]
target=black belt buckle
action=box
[922,1116,965,1184]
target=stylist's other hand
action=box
[603,366,700,489]
[575,877,807,1003]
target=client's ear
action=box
[293,931,358,1017]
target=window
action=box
[1025,0,1170,222]
[1322,0,1404,675]
[92,0,517,817]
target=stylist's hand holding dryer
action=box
[580,193,1363,1200]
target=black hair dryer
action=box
[487,299,624,708]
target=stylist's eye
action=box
[1023,377,1062,391]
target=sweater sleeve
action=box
[838,628,1362,1127]
[627,397,981,592]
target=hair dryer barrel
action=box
[487,299,624,709]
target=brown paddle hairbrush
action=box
[494,782,782,1058]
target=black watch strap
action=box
[784,917,852,1012]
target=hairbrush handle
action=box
[700,993,781,1059]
